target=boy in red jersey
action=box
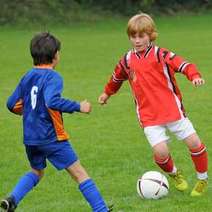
[98,13,208,196]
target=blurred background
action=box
[0,0,212,25]
[1,1,212,211]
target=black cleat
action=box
[0,197,16,212]
[108,204,114,212]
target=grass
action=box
[0,13,212,211]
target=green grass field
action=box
[0,13,212,211]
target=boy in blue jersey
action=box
[0,32,112,212]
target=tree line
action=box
[0,0,211,25]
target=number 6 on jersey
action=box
[31,86,38,109]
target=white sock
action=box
[197,172,208,180]
[168,166,177,175]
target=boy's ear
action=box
[52,51,60,68]
[54,51,58,57]
[53,51,59,60]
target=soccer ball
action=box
[137,171,169,199]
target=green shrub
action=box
[0,0,211,25]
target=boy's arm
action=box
[162,49,204,85]
[7,83,23,115]
[99,60,128,104]
[44,73,81,113]
[104,60,129,95]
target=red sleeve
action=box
[161,48,201,81]
[104,58,128,96]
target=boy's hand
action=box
[80,100,91,113]
[98,93,110,105]
[192,78,205,87]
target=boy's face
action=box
[129,32,150,52]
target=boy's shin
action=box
[190,143,208,178]
[154,154,175,173]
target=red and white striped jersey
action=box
[104,44,201,127]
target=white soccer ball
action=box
[137,171,169,199]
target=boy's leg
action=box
[10,169,43,205]
[0,169,43,211]
[47,141,109,212]
[153,141,188,191]
[66,161,108,212]
[144,126,176,173]
[184,133,208,196]
[167,117,208,179]
[153,141,176,173]
[144,125,188,191]
[184,133,208,179]
[1,145,46,211]
[168,118,208,195]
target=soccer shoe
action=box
[191,179,208,197]
[169,170,188,191]
[108,204,114,212]
[0,197,16,212]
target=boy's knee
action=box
[66,161,89,183]
[32,169,45,179]
[153,142,169,158]
[184,133,202,149]
[74,168,89,183]
[154,151,169,160]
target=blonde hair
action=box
[127,13,158,41]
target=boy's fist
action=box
[98,93,110,105]
[80,100,91,113]
[192,78,205,87]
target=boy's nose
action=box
[135,38,141,43]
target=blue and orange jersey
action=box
[7,67,80,145]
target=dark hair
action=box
[30,32,61,65]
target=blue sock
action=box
[10,172,40,205]
[79,179,108,212]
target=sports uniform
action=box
[7,67,80,169]
[104,44,200,146]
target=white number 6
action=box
[31,86,38,110]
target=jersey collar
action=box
[34,64,53,69]
[133,42,153,58]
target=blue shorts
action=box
[25,141,78,170]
